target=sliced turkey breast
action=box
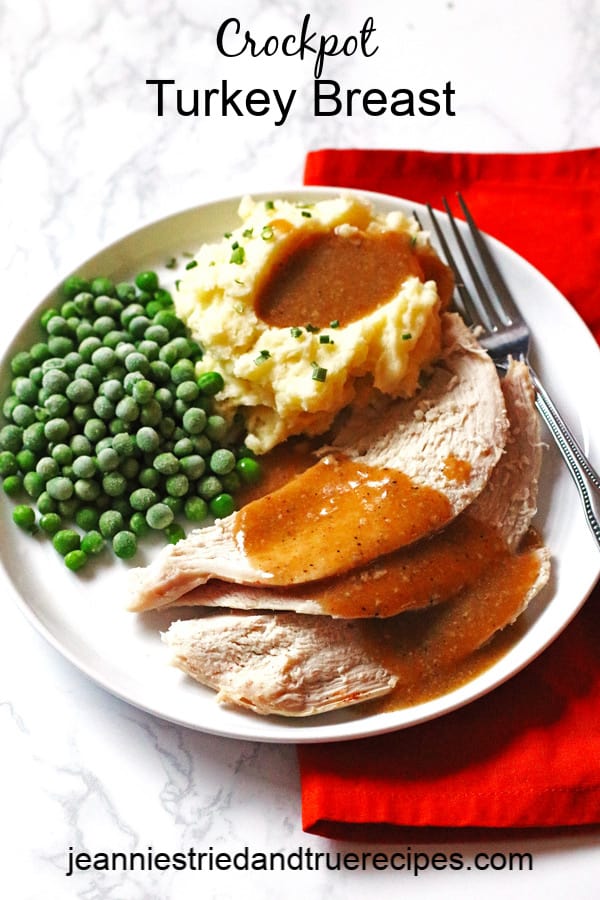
[129,314,508,612]
[162,543,550,717]
[163,613,398,717]
[161,359,541,618]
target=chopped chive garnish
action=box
[290,326,303,338]
[254,349,271,365]
[305,323,319,333]
[230,246,245,265]
[234,279,244,286]
[261,226,274,240]
[242,228,253,238]
[185,260,198,270]
[165,257,177,269]
[231,241,239,249]
[410,235,418,247]
[209,260,216,266]
[329,320,340,328]
[402,332,412,340]
[311,363,327,382]
[224,231,232,238]
[319,334,331,344]
[265,200,275,210]
[301,210,312,218]
[183,251,194,258]
[175,279,181,290]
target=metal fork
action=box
[423,193,600,550]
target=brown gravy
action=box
[255,229,424,328]
[236,439,543,713]
[364,543,542,711]
[287,514,506,619]
[234,454,453,585]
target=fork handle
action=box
[529,367,600,548]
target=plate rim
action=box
[1,184,599,744]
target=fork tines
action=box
[426,194,525,338]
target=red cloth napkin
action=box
[298,147,600,839]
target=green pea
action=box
[129,511,151,537]
[12,504,37,533]
[48,335,75,357]
[83,418,107,443]
[209,493,235,519]
[64,549,88,571]
[91,346,117,372]
[10,351,34,377]
[13,377,38,405]
[205,415,228,442]
[197,475,222,500]
[102,471,127,497]
[52,529,80,556]
[0,451,18,476]
[197,371,225,396]
[23,471,45,499]
[128,317,152,341]
[93,396,115,420]
[99,509,124,539]
[135,426,160,454]
[139,399,162,427]
[150,360,171,384]
[171,359,195,385]
[115,396,139,423]
[16,448,36,473]
[73,292,95,316]
[146,502,174,530]
[154,387,173,409]
[23,422,46,453]
[137,340,159,361]
[30,342,52,364]
[154,452,179,476]
[76,506,100,531]
[44,394,71,418]
[116,282,137,302]
[145,324,170,345]
[44,418,71,443]
[63,276,91,299]
[139,467,160,489]
[35,456,59,481]
[39,512,62,536]
[46,476,74,501]
[112,433,136,457]
[132,379,154,405]
[165,473,189,497]
[209,448,235,476]
[70,434,93,457]
[81,530,105,554]
[135,271,159,292]
[74,479,101,502]
[165,523,186,545]
[36,491,58,515]
[90,276,115,297]
[184,496,208,523]
[112,530,137,559]
[0,424,23,452]
[97,448,120,472]
[182,408,207,435]
[3,474,23,496]
[236,456,262,485]
[99,379,124,403]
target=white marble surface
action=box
[1,0,599,897]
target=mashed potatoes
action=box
[175,194,444,453]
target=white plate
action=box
[1,187,599,744]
